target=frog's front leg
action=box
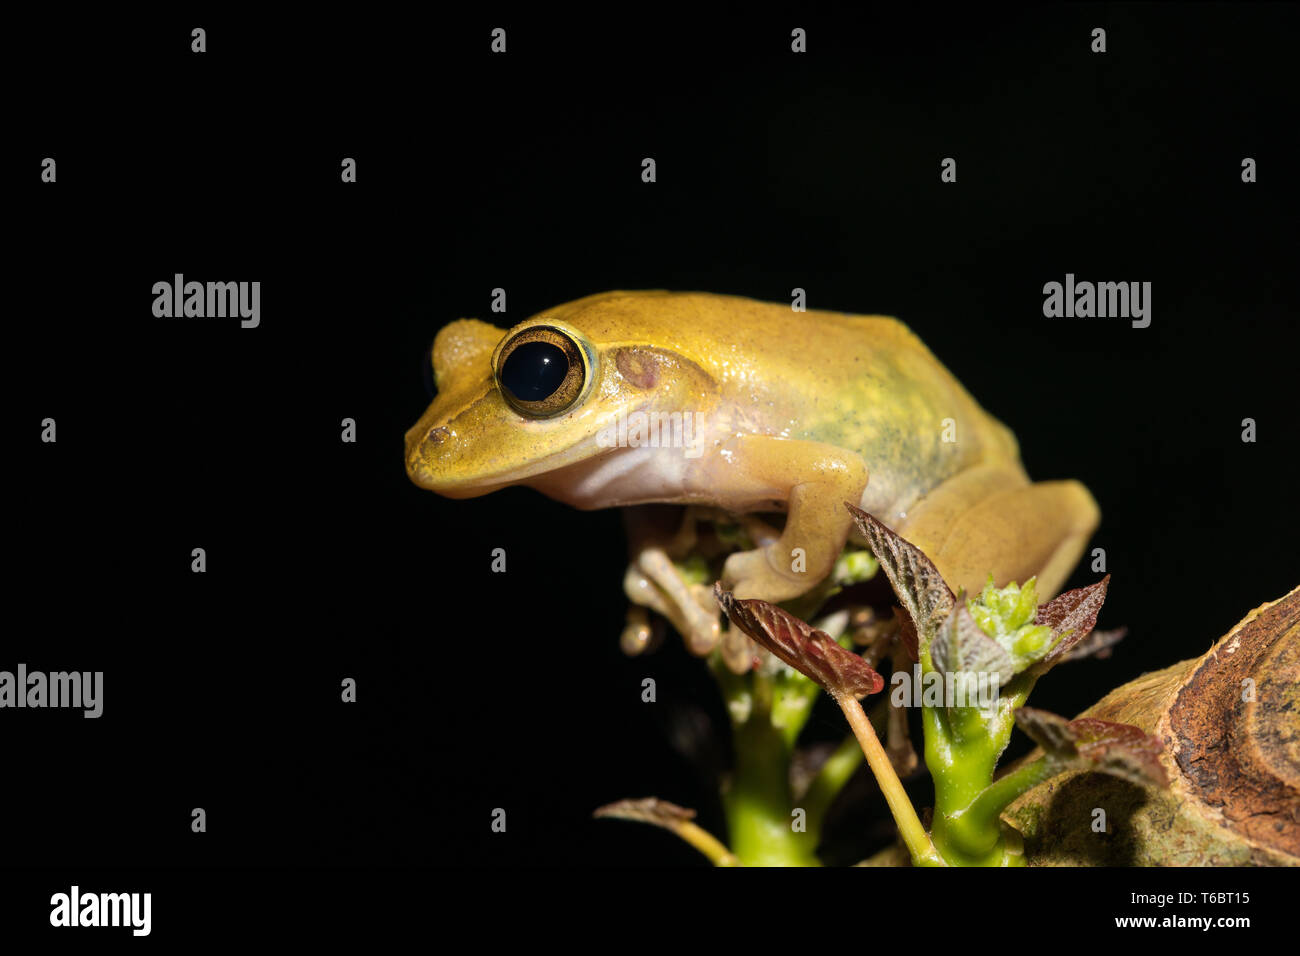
[704,435,870,602]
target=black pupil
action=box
[501,340,569,402]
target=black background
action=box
[9,2,1298,879]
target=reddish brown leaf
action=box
[1015,706,1168,788]
[893,607,919,663]
[1031,575,1111,673]
[1059,625,1127,663]
[714,584,884,700]
[845,504,955,658]
[1070,718,1169,787]
[1014,707,1077,752]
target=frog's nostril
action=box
[406,426,453,488]
[411,426,452,470]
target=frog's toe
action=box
[722,547,813,603]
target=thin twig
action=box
[837,693,943,866]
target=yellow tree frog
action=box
[405,291,1099,637]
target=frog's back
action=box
[734,298,1024,512]
[553,291,1023,511]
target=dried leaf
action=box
[1069,718,1169,788]
[845,504,955,659]
[1031,575,1111,673]
[595,796,740,866]
[893,608,919,663]
[887,699,919,776]
[714,584,884,700]
[593,797,697,826]
[1059,625,1127,662]
[1014,706,1168,788]
[1014,707,1077,752]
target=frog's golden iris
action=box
[494,325,588,418]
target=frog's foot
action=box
[624,548,720,655]
[619,605,658,656]
[702,436,869,603]
[718,622,757,674]
[897,465,1101,601]
[721,543,817,602]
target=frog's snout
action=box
[404,425,450,490]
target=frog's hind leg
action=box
[896,465,1100,601]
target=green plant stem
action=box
[712,653,821,865]
[752,665,775,716]
[925,680,1035,866]
[957,757,1057,845]
[772,672,821,747]
[802,732,866,837]
[671,819,741,866]
[724,716,821,866]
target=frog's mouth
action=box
[524,443,683,510]
[403,405,632,499]
[404,391,704,502]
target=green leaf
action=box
[965,575,1059,674]
[833,546,879,586]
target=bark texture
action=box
[1002,585,1299,866]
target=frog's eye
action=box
[495,326,587,417]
